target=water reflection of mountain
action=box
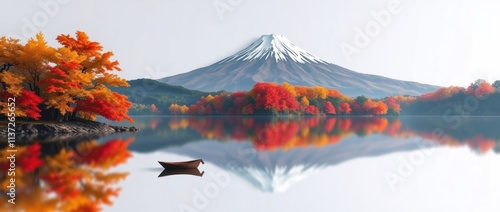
[111,116,500,192]
[166,135,424,192]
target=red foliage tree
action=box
[420,86,464,101]
[76,92,133,122]
[372,101,388,115]
[467,81,496,97]
[385,96,401,114]
[150,104,158,113]
[205,105,214,115]
[323,101,336,115]
[339,102,352,115]
[213,94,225,114]
[17,90,44,120]
[304,105,320,115]
[231,91,248,114]
[252,82,298,112]
[242,104,255,115]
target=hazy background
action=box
[1,0,500,87]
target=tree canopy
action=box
[0,31,132,122]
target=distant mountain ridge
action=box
[160,34,439,98]
[110,79,213,114]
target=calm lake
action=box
[3,116,500,211]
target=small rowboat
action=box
[158,159,204,169]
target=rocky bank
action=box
[1,120,138,142]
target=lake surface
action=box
[2,116,500,211]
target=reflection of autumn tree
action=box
[166,117,500,154]
[167,117,401,151]
[419,133,498,154]
[0,138,132,211]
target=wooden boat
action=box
[158,159,204,169]
[158,168,205,178]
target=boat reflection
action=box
[158,168,205,178]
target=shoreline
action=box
[0,120,138,142]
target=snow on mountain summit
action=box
[160,34,439,97]
[220,34,327,64]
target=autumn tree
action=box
[304,105,320,115]
[252,82,298,112]
[420,86,464,101]
[0,31,133,122]
[169,104,179,115]
[300,96,310,106]
[56,31,132,122]
[181,82,399,116]
[0,35,50,120]
[384,96,401,115]
[323,101,336,115]
[466,80,495,97]
[39,60,88,119]
[151,104,158,113]
[17,33,58,96]
[282,82,297,96]
[339,102,352,115]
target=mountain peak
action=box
[220,34,328,64]
[161,35,439,97]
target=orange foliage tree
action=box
[0,31,132,122]
[179,82,398,116]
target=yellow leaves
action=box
[312,86,328,99]
[20,32,57,69]
[282,82,297,96]
[0,36,22,66]
[45,148,75,169]
[170,103,189,115]
[300,96,309,106]
[94,72,129,87]
[0,71,24,95]
[205,94,215,102]
[293,85,329,100]
[44,94,77,115]
[57,47,87,64]
[94,172,129,184]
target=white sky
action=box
[2,0,500,87]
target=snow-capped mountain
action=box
[219,34,328,64]
[160,34,438,97]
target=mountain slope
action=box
[110,79,212,114]
[161,34,438,98]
